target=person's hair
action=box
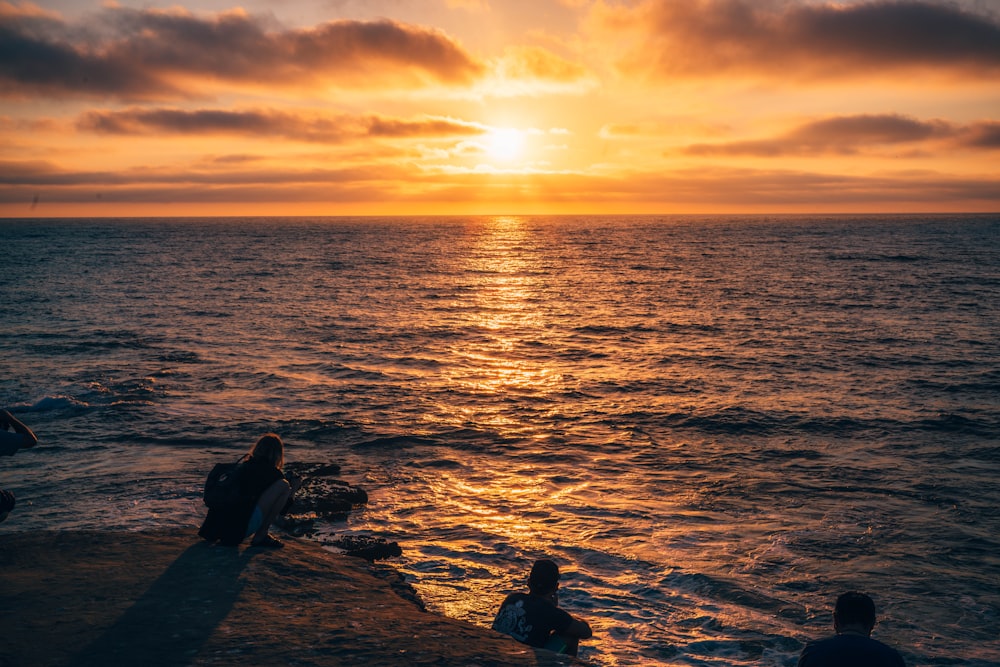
[834,591,877,631]
[250,433,285,470]
[528,559,561,595]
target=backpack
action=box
[203,455,249,509]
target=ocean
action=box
[1,215,998,666]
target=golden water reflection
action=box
[440,216,566,434]
[392,217,717,665]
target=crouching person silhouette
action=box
[199,433,302,548]
[798,591,906,667]
[492,559,593,657]
[0,410,37,523]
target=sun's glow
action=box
[485,128,526,161]
[2,1,997,216]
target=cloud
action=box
[583,166,1000,208]
[366,115,486,138]
[680,114,1000,156]
[76,107,487,142]
[0,6,484,100]
[0,157,411,188]
[599,118,730,140]
[484,45,595,95]
[960,121,1000,148]
[0,1,61,20]
[605,0,1000,81]
[497,45,588,83]
[4,156,997,209]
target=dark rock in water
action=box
[291,478,368,518]
[326,535,403,562]
[311,462,343,477]
[275,461,369,534]
[278,462,369,519]
[309,478,368,504]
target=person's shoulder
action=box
[798,634,837,665]
[799,634,905,667]
[500,592,530,607]
[866,636,906,665]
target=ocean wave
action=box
[21,395,91,411]
[351,434,442,450]
[155,350,206,364]
[917,413,997,435]
[826,253,928,263]
[908,374,1000,394]
[616,407,998,438]
[26,329,160,356]
[572,324,663,335]
[280,362,391,382]
[122,435,236,449]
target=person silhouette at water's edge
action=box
[492,558,593,657]
[198,433,302,548]
[798,591,906,667]
[0,410,37,523]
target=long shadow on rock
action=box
[68,542,256,667]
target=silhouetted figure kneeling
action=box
[199,433,302,548]
[492,559,593,657]
[798,591,906,667]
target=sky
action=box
[1,0,999,216]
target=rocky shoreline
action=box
[275,461,404,562]
[0,529,586,666]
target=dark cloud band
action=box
[682,114,1000,156]
[76,108,486,142]
[624,0,1000,79]
[0,6,484,100]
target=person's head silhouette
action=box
[528,559,560,596]
[833,591,878,636]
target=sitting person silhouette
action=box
[492,559,593,656]
[0,410,37,523]
[798,591,906,667]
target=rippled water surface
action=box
[2,215,998,665]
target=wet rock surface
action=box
[325,534,403,562]
[278,461,401,562]
[0,530,584,666]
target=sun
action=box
[486,128,526,162]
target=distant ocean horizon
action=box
[2,214,998,666]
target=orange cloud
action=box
[0,1,60,20]
[5,156,997,211]
[0,157,413,198]
[0,6,485,100]
[604,0,1000,82]
[483,45,594,96]
[599,119,730,140]
[76,108,487,142]
[962,121,1000,149]
[497,45,588,83]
